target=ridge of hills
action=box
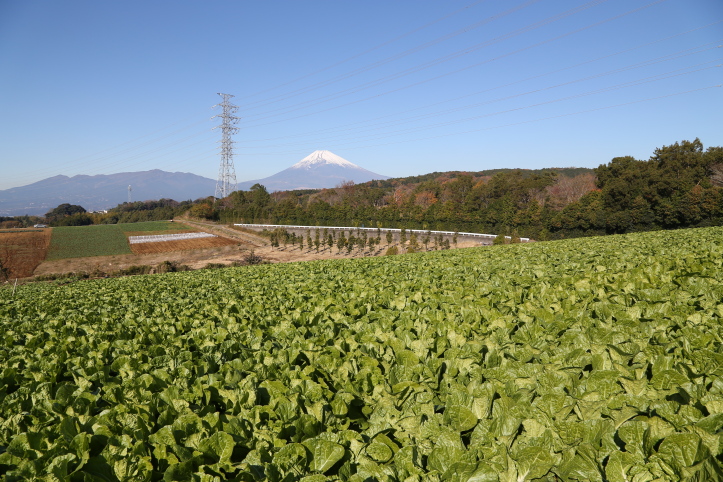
[0,170,216,217]
[0,150,391,216]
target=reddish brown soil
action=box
[130,236,238,254]
[0,229,52,279]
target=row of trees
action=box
[263,226,459,255]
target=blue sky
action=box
[0,0,721,191]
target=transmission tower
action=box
[212,93,240,199]
[128,185,132,203]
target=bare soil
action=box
[0,229,51,278]
[130,236,237,254]
[33,244,254,276]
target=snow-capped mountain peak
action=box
[291,150,358,169]
[236,150,389,191]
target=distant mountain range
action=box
[0,151,389,216]
[237,150,388,191]
[0,170,216,216]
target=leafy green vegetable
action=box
[2,226,723,479]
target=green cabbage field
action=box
[1,227,723,481]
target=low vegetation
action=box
[2,226,722,479]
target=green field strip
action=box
[46,224,132,259]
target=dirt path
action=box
[182,220,269,245]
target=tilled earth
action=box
[129,236,237,254]
[0,229,51,278]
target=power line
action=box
[238,0,542,112]
[4,2,716,189]
[236,0,491,103]
[339,84,723,151]
[238,0,666,127]
[234,42,721,148]
[4,2,500,188]
[233,62,720,152]
[235,84,721,160]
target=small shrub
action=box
[115,265,153,276]
[408,234,419,252]
[154,261,190,274]
[90,266,107,278]
[385,246,399,256]
[243,251,263,265]
[203,263,226,270]
[0,259,8,282]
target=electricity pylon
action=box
[213,93,239,199]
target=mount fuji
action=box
[236,150,388,192]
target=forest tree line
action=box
[3,138,721,241]
[208,139,723,240]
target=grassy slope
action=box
[2,226,723,479]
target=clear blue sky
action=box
[1,0,721,191]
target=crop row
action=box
[1,227,723,480]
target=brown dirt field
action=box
[130,236,238,254]
[0,229,52,279]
